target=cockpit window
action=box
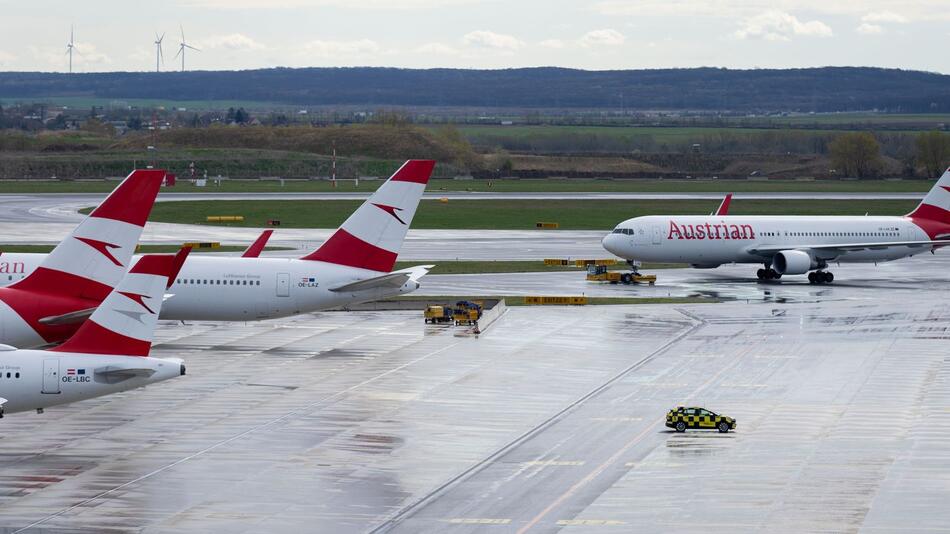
[612,228,634,235]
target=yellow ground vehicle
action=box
[666,406,736,433]
[585,265,656,285]
[424,305,453,324]
[452,300,482,326]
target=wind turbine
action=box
[174,26,199,72]
[154,32,165,72]
[65,26,76,73]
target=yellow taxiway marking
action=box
[556,519,626,526]
[448,518,511,525]
[523,460,586,467]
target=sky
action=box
[0,0,948,73]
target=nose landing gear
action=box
[808,271,834,284]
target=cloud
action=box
[300,39,381,58]
[416,42,460,55]
[0,51,16,64]
[180,0,475,9]
[856,23,884,34]
[579,29,626,47]
[197,33,267,51]
[539,39,566,49]
[593,1,947,20]
[862,11,909,23]
[462,30,525,50]
[734,11,833,41]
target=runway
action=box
[1,260,949,532]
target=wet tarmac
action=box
[1,254,949,532]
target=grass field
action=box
[391,260,684,275]
[142,198,922,230]
[22,177,935,194]
[455,125,845,141]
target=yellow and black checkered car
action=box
[666,406,736,433]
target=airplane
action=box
[0,160,435,324]
[712,193,732,216]
[0,248,189,417]
[602,168,950,284]
[0,169,164,349]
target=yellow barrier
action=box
[544,258,570,266]
[439,197,449,203]
[183,241,221,249]
[206,216,245,222]
[535,222,559,229]
[524,296,588,305]
[573,259,618,267]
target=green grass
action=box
[455,124,843,141]
[392,260,684,275]
[10,176,934,194]
[142,199,922,230]
[0,244,290,254]
[0,96,290,112]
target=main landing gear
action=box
[756,268,781,280]
[808,271,834,285]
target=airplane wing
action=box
[95,366,157,384]
[747,240,950,259]
[329,265,433,292]
[242,230,274,258]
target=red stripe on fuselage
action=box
[906,203,950,239]
[50,319,151,356]
[10,267,114,301]
[301,229,397,272]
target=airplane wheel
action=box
[768,269,781,280]
[825,272,834,284]
[808,272,816,284]
[757,269,766,280]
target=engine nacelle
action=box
[770,250,818,275]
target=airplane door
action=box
[276,273,290,297]
[42,358,60,394]
[652,225,662,245]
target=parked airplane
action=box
[242,230,273,258]
[0,249,189,417]
[602,169,950,284]
[160,159,435,320]
[0,160,435,323]
[0,169,164,348]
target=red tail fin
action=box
[242,230,273,258]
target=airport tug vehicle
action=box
[666,406,736,433]
[585,264,656,285]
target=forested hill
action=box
[2,66,950,113]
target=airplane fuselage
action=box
[0,349,184,415]
[602,215,934,267]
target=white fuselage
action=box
[602,215,930,267]
[0,254,419,322]
[0,349,183,415]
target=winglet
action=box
[52,247,191,357]
[714,193,732,216]
[301,160,435,272]
[241,230,273,258]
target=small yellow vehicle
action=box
[424,305,453,324]
[452,300,482,326]
[666,406,736,433]
[586,265,656,285]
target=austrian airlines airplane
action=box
[602,169,950,284]
[0,249,188,417]
[0,169,163,348]
[0,160,434,324]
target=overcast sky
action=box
[0,0,948,73]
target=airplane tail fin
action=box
[12,169,165,301]
[301,160,434,272]
[714,193,733,216]
[51,247,190,357]
[241,230,273,258]
[907,167,950,223]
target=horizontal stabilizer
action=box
[330,265,433,292]
[0,397,6,407]
[95,366,156,383]
[39,307,96,326]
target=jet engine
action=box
[770,250,818,275]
